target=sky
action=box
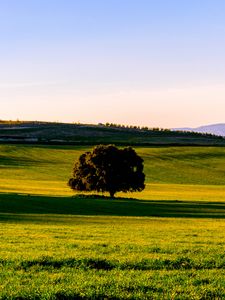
[1,0,225,128]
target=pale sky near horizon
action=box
[1,0,225,128]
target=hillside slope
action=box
[1,121,225,146]
[1,144,225,201]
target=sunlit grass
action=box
[1,144,225,200]
[1,144,225,298]
[2,180,225,202]
[1,216,225,298]
[0,179,72,196]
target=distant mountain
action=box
[174,123,225,137]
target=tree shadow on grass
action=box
[0,192,225,222]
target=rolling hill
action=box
[0,121,225,146]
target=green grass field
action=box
[1,216,225,299]
[1,144,225,299]
[1,144,225,199]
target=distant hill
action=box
[174,123,225,137]
[0,121,225,146]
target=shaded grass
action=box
[1,193,225,219]
[2,256,225,271]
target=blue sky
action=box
[1,0,225,127]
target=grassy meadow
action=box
[1,144,225,298]
[1,144,225,200]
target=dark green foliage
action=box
[68,145,145,197]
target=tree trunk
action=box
[109,191,115,198]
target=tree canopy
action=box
[68,145,145,198]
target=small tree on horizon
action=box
[68,145,145,198]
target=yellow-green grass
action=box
[1,215,225,299]
[1,144,225,201]
[1,144,225,298]
[1,181,225,201]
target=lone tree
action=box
[68,145,145,198]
